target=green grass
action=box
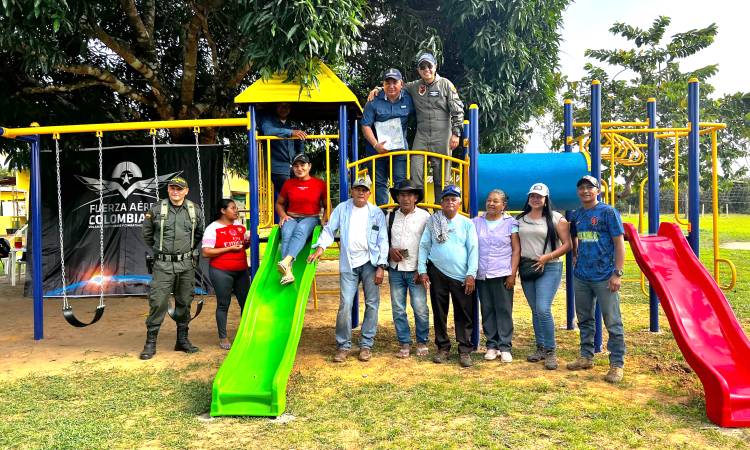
[621,213,750,245]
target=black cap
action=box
[292,154,310,165]
[168,177,188,188]
[383,68,403,81]
[390,179,423,204]
[577,175,600,188]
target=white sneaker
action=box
[484,349,499,360]
[500,351,513,363]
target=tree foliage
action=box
[552,17,750,196]
[0,0,570,174]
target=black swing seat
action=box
[167,298,203,322]
[62,304,105,328]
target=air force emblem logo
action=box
[419,85,426,96]
[75,161,180,209]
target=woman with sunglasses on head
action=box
[516,183,572,370]
[202,199,250,350]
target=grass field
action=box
[1,216,748,449]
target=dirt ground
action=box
[0,260,693,413]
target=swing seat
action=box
[167,298,204,322]
[62,304,106,328]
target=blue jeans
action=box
[367,146,407,206]
[336,263,380,350]
[388,268,430,346]
[280,216,320,260]
[521,262,563,350]
[574,276,626,368]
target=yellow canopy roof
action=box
[234,62,362,120]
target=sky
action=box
[525,0,748,153]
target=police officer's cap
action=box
[383,68,403,82]
[417,53,436,67]
[168,177,188,189]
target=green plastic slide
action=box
[210,225,321,417]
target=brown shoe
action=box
[605,366,624,383]
[566,356,594,371]
[459,353,473,368]
[333,349,350,363]
[433,350,450,364]
[358,348,372,362]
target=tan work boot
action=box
[358,348,372,362]
[605,366,624,383]
[566,356,594,370]
[333,349,350,363]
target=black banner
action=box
[25,145,224,297]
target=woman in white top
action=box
[516,183,572,370]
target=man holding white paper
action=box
[361,68,415,206]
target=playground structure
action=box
[0,68,747,425]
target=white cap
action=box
[527,183,550,197]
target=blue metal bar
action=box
[647,98,660,332]
[30,135,44,340]
[247,107,260,278]
[339,106,358,329]
[590,81,603,353]
[350,119,358,183]
[687,79,700,257]
[564,100,576,330]
[469,105,480,350]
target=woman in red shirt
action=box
[202,199,250,350]
[275,154,328,285]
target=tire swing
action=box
[54,131,106,327]
[150,127,206,322]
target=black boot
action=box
[140,330,158,360]
[175,324,199,353]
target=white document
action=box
[374,118,405,151]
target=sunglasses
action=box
[418,63,433,71]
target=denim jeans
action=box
[280,216,321,260]
[367,146,407,207]
[574,276,626,368]
[336,263,381,350]
[388,268,429,346]
[521,262,563,350]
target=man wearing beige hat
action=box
[308,176,389,363]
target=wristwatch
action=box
[613,269,624,277]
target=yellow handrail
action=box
[671,132,691,230]
[710,130,737,290]
[639,178,648,234]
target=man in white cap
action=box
[367,53,465,203]
[308,176,389,363]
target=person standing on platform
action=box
[386,179,430,358]
[417,185,478,367]
[259,102,308,195]
[367,53,465,202]
[567,175,626,383]
[361,68,415,206]
[140,177,205,360]
[308,176,389,363]
[472,189,520,363]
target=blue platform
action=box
[476,152,590,211]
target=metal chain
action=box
[194,129,205,220]
[151,130,159,202]
[98,133,105,306]
[54,135,69,308]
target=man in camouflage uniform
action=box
[369,53,465,203]
[140,177,205,360]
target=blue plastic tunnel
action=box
[475,153,590,211]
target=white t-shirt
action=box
[348,205,370,268]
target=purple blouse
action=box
[472,212,518,280]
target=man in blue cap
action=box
[417,184,478,367]
[361,68,415,206]
[368,53,465,203]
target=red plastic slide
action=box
[624,222,750,427]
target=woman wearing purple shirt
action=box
[472,190,520,363]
